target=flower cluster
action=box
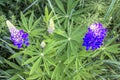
[6,20,29,48]
[82,23,107,50]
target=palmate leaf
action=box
[20,12,42,38]
[54,22,84,59]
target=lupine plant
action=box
[0,0,120,80]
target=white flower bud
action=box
[47,18,55,34]
[6,20,19,34]
[40,41,46,48]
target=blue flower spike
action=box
[6,20,29,48]
[82,23,107,51]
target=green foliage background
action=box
[0,0,120,80]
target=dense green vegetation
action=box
[0,0,120,80]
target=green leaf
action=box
[64,56,75,72]
[29,12,34,30]
[30,58,40,75]
[51,63,64,80]
[30,17,40,31]
[67,42,71,60]
[30,29,43,37]
[56,42,67,55]
[17,74,25,80]
[27,74,41,79]
[9,75,19,80]
[72,9,86,16]
[67,0,79,14]
[106,44,120,53]
[9,52,22,59]
[4,59,22,71]
[54,30,68,39]
[44,59,50,75]
[23,56,39,65]
[55,0,66,14]
[44,6,49,24]
[44,41,56,54]
[45,57,56,66]
[6,69,18,74]
[104,0,117,20]
[104,51,114,60]
[92,50,101,58]
[69,41,77,55]
[20,12,28,31]
[71,26,86,43]
[103,60,120,65]
[105,36,119,46]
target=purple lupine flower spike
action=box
[82,23,107,50]
[6,20,29,48]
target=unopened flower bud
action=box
[47,18,55,34]
[40,41,46,48]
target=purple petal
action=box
[22,33,28,39]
